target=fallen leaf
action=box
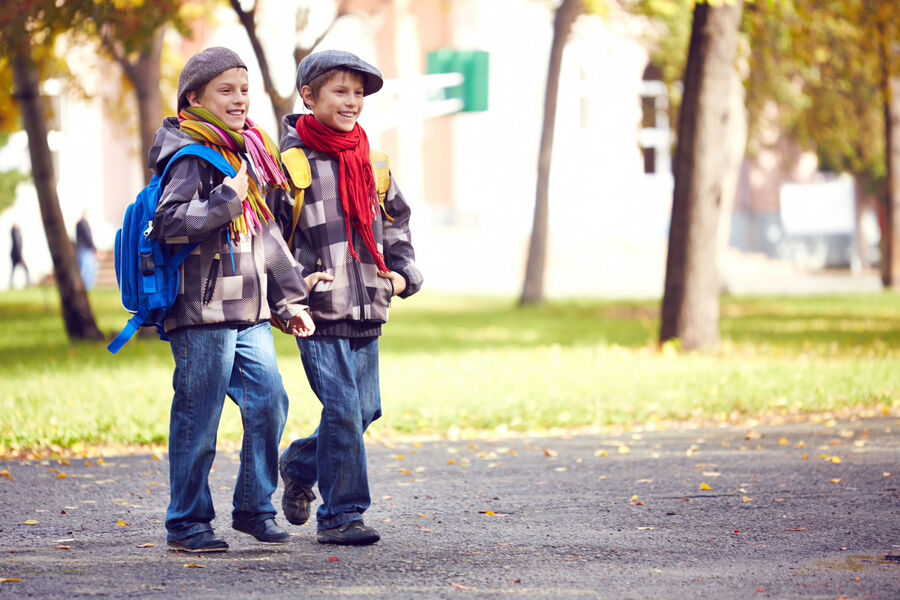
[328,557,339,562]
[447,459,456,465]
[830,478,843,484]
[595,449,608,457]
[117,520,128,527]
[184,563,205,568]
[0,578,22,583]
[0,470,13,481]
[778,438,789,446]
[483,510,496,516]
[700,483,712,491]
[787,527,807,531]
[637,526,653,530]
[830,456,842,464]
[54,545,71,550]
[544,448,558,458]
[136,543,156,548]
[23,520,38,525]
[742,496,753,503]
[57,473,67,480]
[451,582,477,591]
[618,445,631,454]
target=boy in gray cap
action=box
[273,50,423,545]
[150,46,315,552]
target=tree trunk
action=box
[131,33,164,185]
[11,39,103,341]
[520,0,583,306]
[660,0,744,351]
[882,64,900,287]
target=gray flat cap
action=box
[177,47,247,111]
[297,50,383,96]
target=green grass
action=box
[0,288,897,455]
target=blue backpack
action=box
[107,145,236,354]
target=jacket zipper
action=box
[350,230,368,320]
[252,233,262,320]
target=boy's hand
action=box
[223,160,249,201]
[288,311,316,338]
[304,271,334,291]
[378,270,406,296]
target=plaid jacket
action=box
[149,118,309,333]
[275,114,423,335]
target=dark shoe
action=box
[167,531,229,553]
[232,517,291,544]
[317,520,380,546]
[280,460,316,526]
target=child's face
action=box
[302,70,365,133]
[188,67,249,131]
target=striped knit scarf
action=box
[179,107,288,238]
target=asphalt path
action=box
[1,416,898,599]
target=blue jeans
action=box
[165,322,289,542]
[281,336,382,531]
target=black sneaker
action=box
[280,460,316,526]
[167,531,229,553]
[232,517,291,544]
[317,520,380,546]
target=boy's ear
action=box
[187,91,201,107]
[300,85,315,108]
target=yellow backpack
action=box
[281,148,393,247]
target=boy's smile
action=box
[303,70,365,133]
[188,67,249,131]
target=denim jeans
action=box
[281,336,382,531]
[166,322,289,542]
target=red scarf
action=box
[295,114,388,273]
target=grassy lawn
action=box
[0,287,897,456]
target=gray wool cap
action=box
[297,50,383,96]
[177,47,247,111]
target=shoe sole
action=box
[232,528,291,545]
[316,534,380,546]
[166,544,228,553]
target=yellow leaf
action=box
[618,445,631,454]
[830,456,842,464]
[1,578,23,583]
[184,563,205,568]
[802,454,809,461]
[484,510,495,516]
[794,441,807,449]
[595,449,608,457]
[742,496,753,503]
[447,459,456,465]
[399,468,411,476]
[23,520,38,525]
[59,459,71,466]
[83,461,93,467]
[0,469,13,481]
[136,543,156,548]
[97,458,107,466]
[830,478,843,484]
[117,520,128,527]
[778,438,789,446]
[544,448,558,458]
[393,455,405,461]
[57,473,67,480]
[700,483,712,491]
[630,494,640,502]
[819,454,830,461]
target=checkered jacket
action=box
[148,118,309,333]
[275,114,423,335]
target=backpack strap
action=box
[370,149,393,223]
[282,147,312,250]
[165,144,238,181]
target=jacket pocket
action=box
[202,253,220,305]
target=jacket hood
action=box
[147,117,199,175]
[280,113,304,152]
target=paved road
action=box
[1,416,898,599]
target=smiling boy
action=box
[150,47,315,552]
[273,50,423,545]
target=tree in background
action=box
[743,0,900,288]
[229,0,353,125]
[2,0,103,340]
[81,1,187,184]
[520,0,588,306]
[659,0,744,351]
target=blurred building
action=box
[0,0,881,296]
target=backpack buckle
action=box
[143,221,153,238]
